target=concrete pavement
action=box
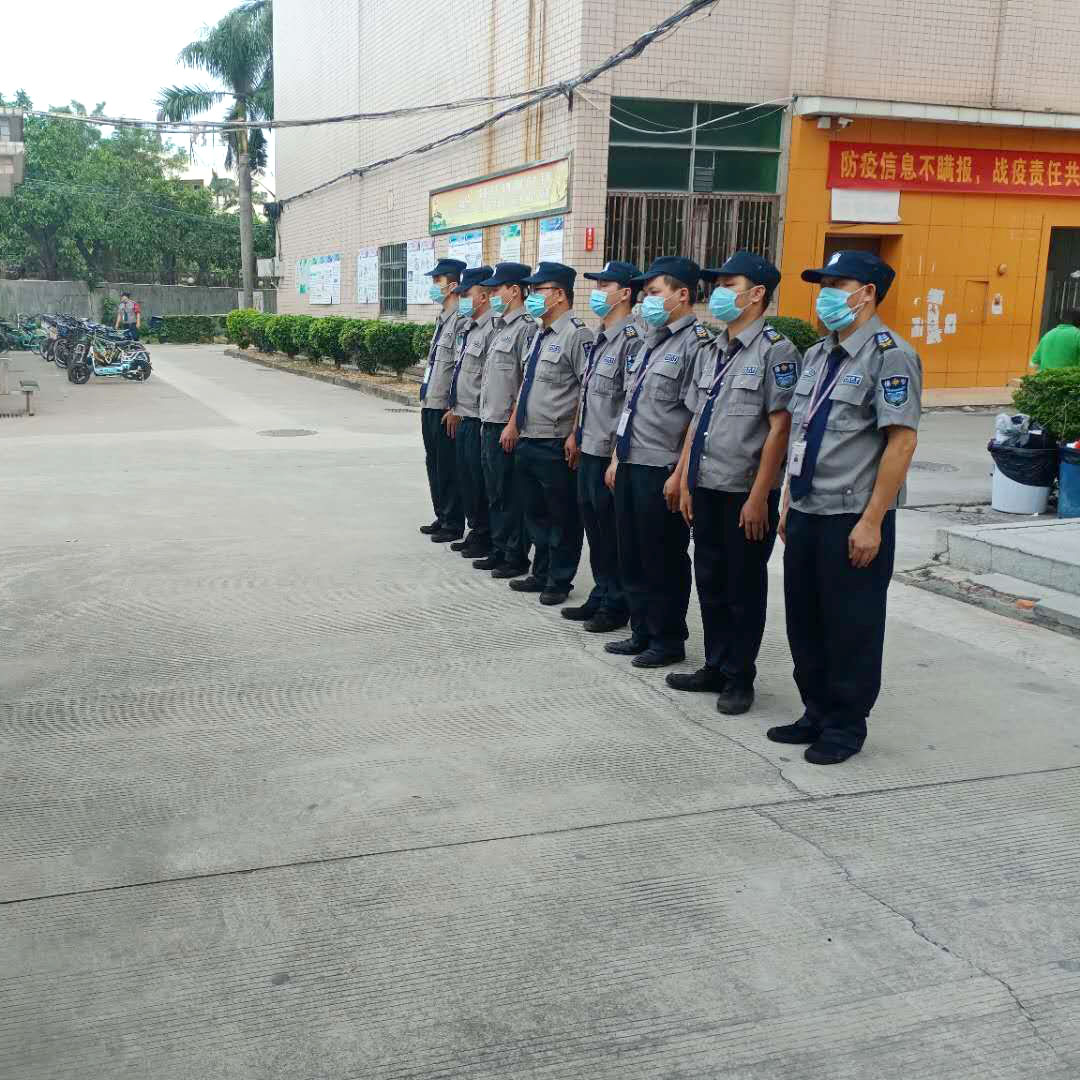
[2,345,1078,1078]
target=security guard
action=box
[604,256,713,668]
[445,265,497,560]
[669,252,798,714]
[560,260,643,633]
[419,258,468,543]
[499,261,592,606]
[771,250,921,764]
[475,262,534,577]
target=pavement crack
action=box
[752,805,1070,1067]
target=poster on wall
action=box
[499,223,522,263]
[406,238,436,305]
[538,216,564,263]
[307,254,341,305]
[295,257,311,296]
[356,247,379,305]
[448,230,484,269]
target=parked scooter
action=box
[68,325,152,384]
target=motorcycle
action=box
[68,327,152,384]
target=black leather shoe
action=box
[431,529,463,544]
[804,741,861,765]
[509,576,544,593]
[473,556,502,571]
[460,545,490,560]
[492,563,530,580]
[632,648,685,669]
[419,520,441,535]
[560,604,597,622]
[583,612,629,633]
[716,684,754,715]
[604,637,648,656]
[540,590,570,606]
[450,539,472,552]
[766,721,820,745]
[665,667,726,693]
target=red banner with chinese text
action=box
[827,141,1080,197]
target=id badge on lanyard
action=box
[788,355,849,477]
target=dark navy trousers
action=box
[692,487,780,688]
[516,438,582,592]
[422,407,463,533]
[454,417,490,545]
[577,452,627,618]
[481,423,528,566]
[783,508,896,752]
[614,462,691,652]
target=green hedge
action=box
[227,311,434,376]
[1012,368,1080,443]
[701,314,819,354]
[153,314,218,344]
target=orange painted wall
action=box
[778,116,1080,389]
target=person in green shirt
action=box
[1030,311,1080,371]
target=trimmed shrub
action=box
[156,314,216,344]
[363,320,416,378]
[412,322,436,361]
[250,312,275,352]
[267,314,307,357]
[307,315,348,363]
[1013,368,1080,443]
[765,315,820,355]
[340,318,376,371]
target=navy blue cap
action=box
[702,251,781,291]
[521,261,577,291]
[453,265,495,295]
[426,258,467,279]
[483,262,532,287]
[632,256,701,290]
[583,260,640,285]
[801,251,896,300]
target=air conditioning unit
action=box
[256,258,281,278]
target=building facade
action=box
[274,0,1080,389]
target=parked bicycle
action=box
[68,324,152,384]
[40,314,82,367]
[0,314,43,353]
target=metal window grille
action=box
[604,192,779,284]
[379,243,407,315]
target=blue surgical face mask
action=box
[640,294,671,328]
[708,286,747,323]
[524,292,548,319]
[458,297,474,319]
[816,286,864,331]
[490,294,507,316]
[589,289,613,318]
[429,283,445,304]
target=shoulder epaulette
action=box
[762,326,783,344]
[570,316,587,329]
[875,330,898,350]
[624,323,638,338]
[694,324,713,341]
[522,313,535,323]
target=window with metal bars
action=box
[379,243,407,315]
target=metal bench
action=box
[19,379,38,416]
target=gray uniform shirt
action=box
[686,317,800,493]
[518,311,594,440]
[423,306,466,412]
[451,309,498,420]
[622,313,713,468]
[480,307,535,424]
[788,314,922,516]
[578,314,642,458]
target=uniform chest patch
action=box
[663,353,681,365]
[742,365,760,376]
[841,373,863,386]
[547,343,562,354]
[772,362,797,389]
[497,336,513,348]
[881,376,910,407]
[801,367,817,380]
[599,354,617,367]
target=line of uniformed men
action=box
[418,248,921,765]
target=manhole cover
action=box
[257,429,318,438]
[910,461,959,472]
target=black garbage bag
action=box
[988,441,1058,487]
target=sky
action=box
[3,1,275,196]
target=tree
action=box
[157,1,273,308]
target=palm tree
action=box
[157,1,272,307]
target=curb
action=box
[224,348,420,407]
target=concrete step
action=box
[969,572,1080,630]
[936,518,1080,597]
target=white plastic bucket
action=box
[991,465,1050,514]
